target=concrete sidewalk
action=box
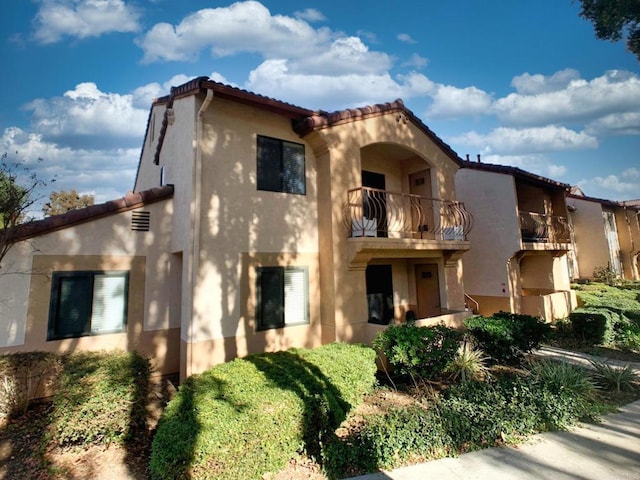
[349,349,640,480]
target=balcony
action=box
[519,211,571,244]
[344,187,473,240]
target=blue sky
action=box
[1,0,639,213]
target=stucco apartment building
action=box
[456,160,577,322]
[0,77,474,379]
[567,192,640,281]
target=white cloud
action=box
[402,53,428,69]
[131,74,195,108]
[397,33,417,44]
[136,1,333,63]
[494,70,640,126]
[246,61,435,109]
[577,171,640,199]
[451,126,598,154]
[33,0,140,44]
[1,127,137,211]
[511,69,580,95]
[294,8,326,22]
[427,85,493,118]
[585,112,640,136]
[24,82,149,149]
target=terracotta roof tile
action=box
[292,99,463,166]
[3,185,174,243]
[460,160,570,190]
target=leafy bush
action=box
[150,343,377,480]
[373,323,462,383]
[328,370,603,477]
[569,308,620,345]
[0,352,61,418]
[593,266,618,286]
[49,350,151,446]
[464,312,552,363]
[590,360,638,393]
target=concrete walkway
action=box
[349,348,640,480]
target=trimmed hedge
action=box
[464,312,551,363]
[150,343,377,480]
[569,307,620,345]
[49,350,151,446]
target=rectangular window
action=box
[48,271,129,340]
[257,135,306,195]
[256,266,308,330]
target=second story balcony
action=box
[344,187,473,241]
[519,211,571,244]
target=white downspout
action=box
[188,88,214,377]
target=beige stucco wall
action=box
[455,169,521,298]
[0,200,179,375]
[308,113,465,346]
[568,197,610,278]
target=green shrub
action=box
[150,343,377,480]
[373,323,462,382]
[569,308,620,345]
[49,350,151,446]
[0,352,61,418]
[324,406,450,476]
[590,360,638,393]
[464,312,551,363]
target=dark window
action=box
[48,271,129,340]
[365,264,394,324]
[256,267,308,330]
[257,135,306,194]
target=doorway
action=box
[415,264,441,318]
[362,170,387,237]
[409,169,433,238]
[365,264,394,324]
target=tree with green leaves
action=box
[0,153,51,269]
[577,0,640,61]
[43,189,94,217]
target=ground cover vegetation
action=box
[553,281,640,359]
[1,302,638,479]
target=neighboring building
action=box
[567,193,640,281]
[456,161,576,321]
[1,77,473,379]
[0,187,180,376]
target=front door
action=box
[415,264,440,318]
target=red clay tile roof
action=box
[292,99,463,166]
[459,160,571,190]
[3,185,174,243]
[147,76,464,167]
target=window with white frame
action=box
[256,266,309,330]
[48,271,129,340]
[256,135,306,195]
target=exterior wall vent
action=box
[131,211,151,232]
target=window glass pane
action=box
[282,142,305,195]
[284,268,307,324]
[257,136,283,192]
[55,275,92,337]
[258,268,284,329]
[91,273,128,333]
